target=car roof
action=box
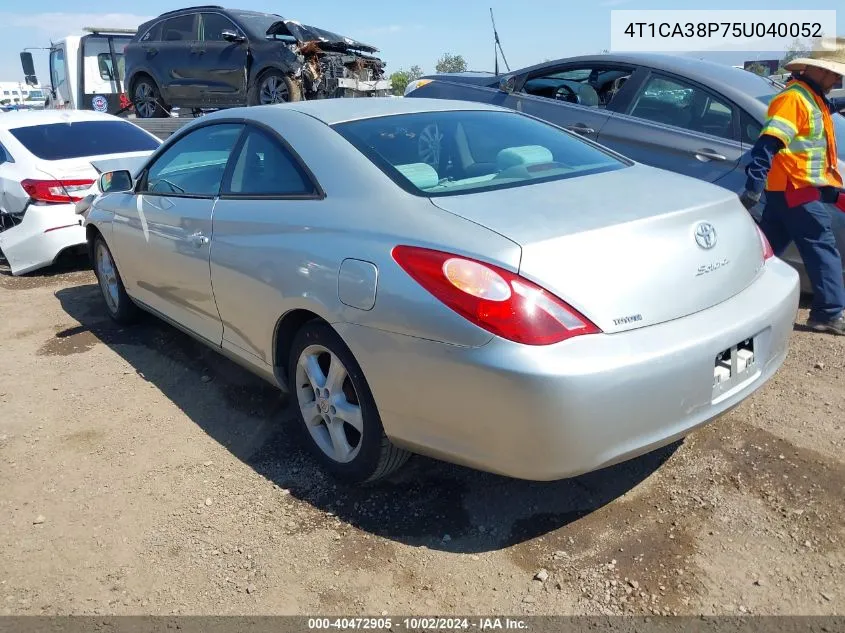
[522,53,782,99]
[280,97,507,125]
[0,109,125,130]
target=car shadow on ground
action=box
[53,282,679,554]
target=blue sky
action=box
[0,0,842,84]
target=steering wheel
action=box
[554,84,579,103]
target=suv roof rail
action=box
[155,5,225,18]
[83,26,137,35]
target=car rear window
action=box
[9,120,160,161]
[332,110,627,197]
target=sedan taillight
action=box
[755,224,774,261]
[21,179,95,204]
[391,245,601,345]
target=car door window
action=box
[140,22,163,42]
[142,123,244,197]
[740,109,762,144]
[629,75,736,141]
[223,127,317,197]
[49,48,71,105]
[160,14,198,42]
[200,13,242,41]
[522,65,634,108]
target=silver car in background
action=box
[85,98,800,484]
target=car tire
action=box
[248,70,302,106]
[132,75,168,119]
[93,235,139,325]
[288,321,411,484]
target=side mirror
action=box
[20,52,38,86]
[498,75,516,93]
[99,169,133,193]
[221,30,245,43]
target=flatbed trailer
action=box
[124,113,194,139]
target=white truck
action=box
[20,28,191,139]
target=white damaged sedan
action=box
[0,110,159,275]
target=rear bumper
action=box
[337,259,800,480]
[0,204,85,275]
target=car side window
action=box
[522,66,633,109]
[223,127,317,197]
[160,14,198,42]
[0,142,12,164]
[629,74,736,141]
[49,48,71,106]
[141,123,244,197]
[200,13,242,41]
[140,22,163,42]
[740,109,762,144]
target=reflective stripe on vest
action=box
[764,81,836,187]
[784,83,829,185]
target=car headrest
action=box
[395,163,439,190]
[496,145,554,171]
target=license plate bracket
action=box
[712,336,758,399]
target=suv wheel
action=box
[133,76,168,118]
[249,71,302,106]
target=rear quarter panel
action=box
[205,109,523,372]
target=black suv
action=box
[125,5,390,118]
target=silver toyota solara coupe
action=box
[83,97,800,484]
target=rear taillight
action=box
[21,179,94,204]
[755,224,774,261]
[391,245,601,345]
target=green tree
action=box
[389,65,424,95]
[746,62,768,77]
[435,53,467,74]
[776,38,810,74]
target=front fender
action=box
[248,48,301,85]
[85,203,117,266]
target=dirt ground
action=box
[1,256,843,618]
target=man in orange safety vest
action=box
[739,37,845,335]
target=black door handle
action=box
[145,47,158,56]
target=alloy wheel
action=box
[295,344,364,464]
[259,76,290,104]
[96,241,120,314]
[134,82,157,119]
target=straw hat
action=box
[785,37,845,77]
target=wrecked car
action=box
[0,110,159,275]
[124,6,391,118]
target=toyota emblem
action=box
[694,222,717,249]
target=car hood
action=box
[266,20,379,53]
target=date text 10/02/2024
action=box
[307,617,529,630]
[622,21,823,39]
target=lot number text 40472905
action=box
[307,617,528,630]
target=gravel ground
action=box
[0,257,843,617]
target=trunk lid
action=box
[430,164,766,334]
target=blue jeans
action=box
[760,190,845,322]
